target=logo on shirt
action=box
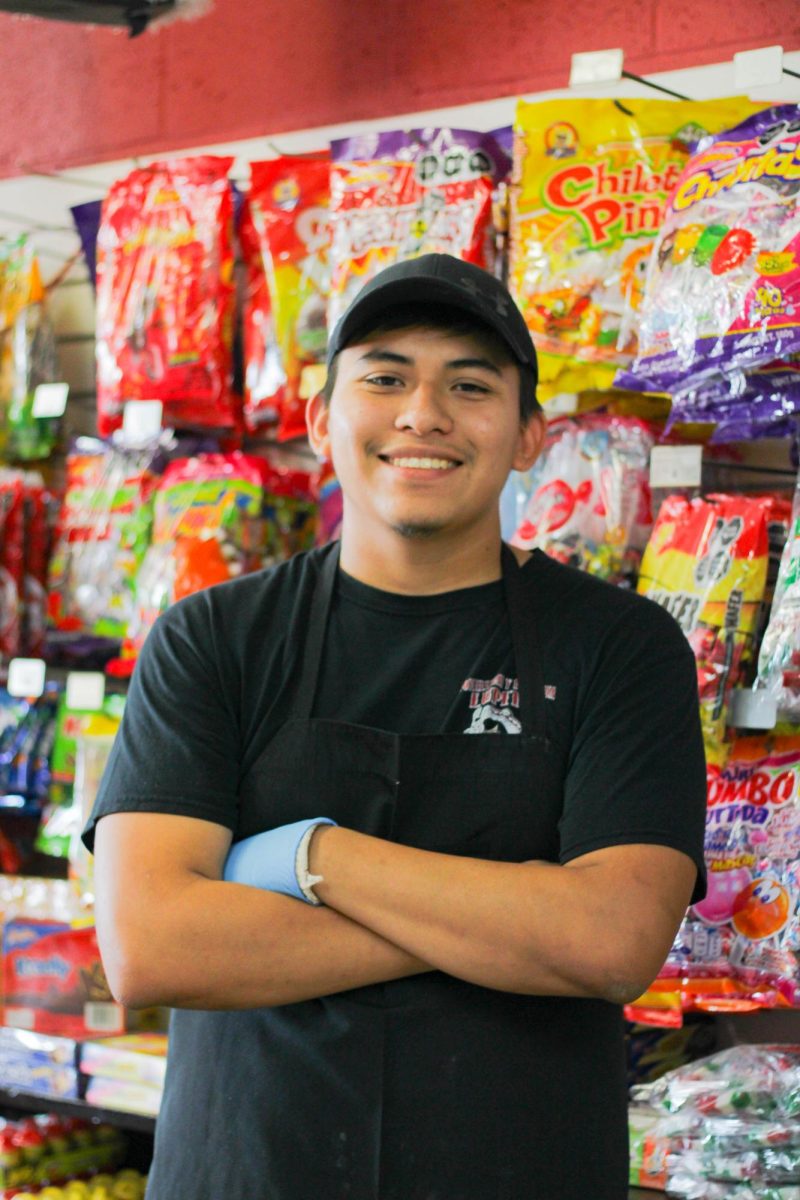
[461,674,521,735]
[460,673,557,734]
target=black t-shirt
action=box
[84,544,707,895]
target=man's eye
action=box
[365,374,403,387]
[454,380,491,394]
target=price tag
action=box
[32,382,69,419]
[546,393,578,416]
[7,658,46,698]
[649,445,703,489]
[729,689,777,731]
[569,48,624,86]
[733,45,784,89]
[122,400,163,445]
[66,671,106,712]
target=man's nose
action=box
[394,382,453,434]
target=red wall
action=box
[2,0,800,179]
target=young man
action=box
[87,254,707,1200]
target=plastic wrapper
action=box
[47,439,157,640]
[617,105,800,396]
[95,155,237,436]
[0,471,24,659]
[246,156,330,441]
[757,471,800,718]
[508,413,655,585]
[258,457,318,567]
[633,1046,800,1120]
[509,97,760,400]
[637,493,769,758]
[0,235,60,462]
[314,460,342,546]
[328,126,509,332]
[121,451,267,663]
[665,360,800,443]
[0,1114,128,1195]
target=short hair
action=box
[323,303,541,422]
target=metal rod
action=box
[621,71,692,102]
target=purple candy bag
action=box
[616,105,800,396]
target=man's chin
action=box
[390,520,446,540]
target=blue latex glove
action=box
[222,817,337,903]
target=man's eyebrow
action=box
[356,349,414,366]
[446,357,503,376]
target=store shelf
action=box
[0,1086,156,1134]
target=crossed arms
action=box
[94,811,696,1011]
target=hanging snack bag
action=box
[0,236,60,462]
[510,97,761,399]
[96,156,237,436]
[0,471,24,660]
[665,359,800,443]
[21,471,50,658]
[122,452,266,662]
[637,494,769,758]
[757,471,800,720]
[508,413,655,586]
[246,157,330,442]
[238,195,282,433]
[328,126,509,332]
[618,105,800,396]
[47,440,157,639]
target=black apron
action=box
[148,545,629,1200]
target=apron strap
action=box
[292,541,341,722]
[292,541,548,740]
[501,544,548,741]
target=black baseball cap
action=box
[326,253,539,405]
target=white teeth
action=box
[387,457,457,470]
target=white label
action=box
[728,689,777,731]
[733,45,784,89]
[4,1008,35,1029]
[7,658,46,698]
[569,48,624,86]
[84,1001,125,1034]
[649,445,703,489]
[32,382,69,419]
[546,392,578,415]
[66,671,106,712]
[122,400,163,445]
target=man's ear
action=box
[512,410,547,474]
[306,390,331,461]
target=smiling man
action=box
[87,254,707,1200]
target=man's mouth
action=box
[380,455,460,470]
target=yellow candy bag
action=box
[509,98,762,399]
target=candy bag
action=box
[122,452,266,661]
[0,236,60,462]
[618,105,800,395]
[508,413,655,586]
[238,195,282,433]
[0,471,24,660]
[246,156,330,441]
[47,439,157,639]
[756,472,800,719]
[637,494,769,758]
[328,126,509,331]
[510,97,762,399]
[96,156,237,436]
[666,360,800,443]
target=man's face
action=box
[308,325,545,545]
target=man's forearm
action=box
[98,873,430,1011]
[309,826,694,1004]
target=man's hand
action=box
[223,818,336,902]
[309,826,697,1004]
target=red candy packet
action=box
[96,156,237,436]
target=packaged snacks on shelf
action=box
[47,440,157,640]
[633,1045,800,1120]
[245,156,330,441]
[68,708,121,905]
[0,471,25,660]
[121,451,266,661]
[666,361,800,444]
[0,236,61,463]
[508,413,655,585]
[510,97,760,399]
[3,918,124,1039]
[637,493,770,758]
[83,1075,162,1117]
[757,472,800,719]
[328,126,509,331]
[79,1032,167,1088]
[617,105,800,396]
[95,156,237,436]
